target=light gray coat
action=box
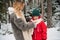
[10,13,35,40]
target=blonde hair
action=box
[13,2,27,23]
[13,2,24,11]
[13,1,24,17]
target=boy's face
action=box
[33,16,38,20]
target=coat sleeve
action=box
[41,21,47,40]
[13,17,35,31]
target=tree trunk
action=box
[41,0,44,18]
[47,0,53,28]
[0,21,1,29]
[23,0,26,14]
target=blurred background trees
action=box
[0,0,60,28]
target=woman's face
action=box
[20,3,25,10]
[33,16,39,20]
[13,2,25,11]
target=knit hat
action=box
[32,9,40,16]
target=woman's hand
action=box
[31,18,43,27]
[31,19,39,28]
[31,19,40,24]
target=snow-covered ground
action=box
[0,27,60,40]
[47,27,60,40]
[0,34,16,40]
[0,23,60,40]
[0,23,13,35]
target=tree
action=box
[0,0,9,23]
[41,0,44,18]
[47,0,53,28]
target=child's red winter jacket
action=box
[32,18,47,40]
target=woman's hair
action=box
[13,1,25,17]
[13,1,24,11]
[13,1,27,23]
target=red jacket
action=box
[32,17,47,40]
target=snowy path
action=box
[47,28,60,40]
[0,27,60,40]
[0,34,16,40]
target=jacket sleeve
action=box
[41,21,47,40]
[13,17,35,31]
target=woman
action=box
[8,1,36,40]
[32,9,47,40]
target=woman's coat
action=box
[8,7,35,40]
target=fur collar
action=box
[8,7,14,15]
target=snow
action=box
[54,6,60,12]
[8,7,14,15]
[0,23,60,40]
[0,27,60,40]
[0,23,13,35]
[0,34,16,40]
[54,12,60,15]
[0,23,15,40]
[47,27,60,40]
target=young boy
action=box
[32,9,47,40]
